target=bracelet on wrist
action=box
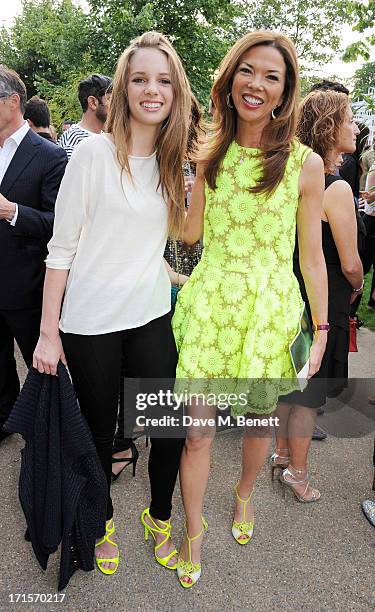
[312,323,330,333]
[352,280,364,293]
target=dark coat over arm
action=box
[4,363,107,591]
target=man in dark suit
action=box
[0,65,67,442]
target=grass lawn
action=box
[357,272,375,331]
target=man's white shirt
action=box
[0,120,29,226]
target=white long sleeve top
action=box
[46,133,171,334]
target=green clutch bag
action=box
[289,304,313,390]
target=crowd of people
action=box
[0,28,374,590]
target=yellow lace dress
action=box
[172,139,311,414]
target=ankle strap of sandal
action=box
[283,466,308,485]
[274,447,290,458]
[145,510,171,534]
[185,516,208,543]
[235,484,253,505]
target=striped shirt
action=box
[57,124,94,160]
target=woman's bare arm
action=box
[33,268,69,375]
[323,180,363,290]
[297,152,328,377]
[183,163,206,245]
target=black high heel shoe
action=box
[111,441,139,481]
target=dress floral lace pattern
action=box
[172,140,311,415]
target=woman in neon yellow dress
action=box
[172,31,329,588]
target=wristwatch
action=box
[312,323,330,332]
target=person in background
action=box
[307,79,366,418]
[361,433,375,528]
[361,162,375,310]
[49,125,57,143]
[340,123,369,201]
[309,80,349,96]
[343,124,370,321]
[61,119,73,133]
[359,162,375,520]
[0,66,67,444]
[274,90,363,503]
[58,74,112,159]
[360,139,375,191]
[24,96,54,142]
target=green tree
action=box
[0,0,91,94]
[343,0,375,62]
[235,0,353,68]
[352,61,375,99]
[0,0,363,121]
[0,0,93,126]
[87,0,240,105]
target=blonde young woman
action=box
[33,32,191,575]
[172,31,328,588]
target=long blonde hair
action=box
[203,30,300,195]
[106,31,192,238]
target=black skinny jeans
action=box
[61,313,184,521]
[113,358,139,452]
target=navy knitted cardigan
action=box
[4,363,107,590]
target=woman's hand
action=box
[350,288,363,303]
[184,175,195,196]
[307,332,327,378]
[33,332,67,376]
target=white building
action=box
[352,87,375,142]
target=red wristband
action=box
[312,324,330,332]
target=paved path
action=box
[0,329,374,611]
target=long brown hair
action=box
[106,31,192,238]
[296,90,350,172]
[203,31,300,195]
[187,93,206,162]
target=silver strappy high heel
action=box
[269,448,290,481]
[280,466,321,503]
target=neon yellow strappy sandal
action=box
[141,508,178,570]
[95,518,120,575]
[232,486,254,545]
[177,517,208,588]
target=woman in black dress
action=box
[273,90,364,501]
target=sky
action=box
[0,0,371,83]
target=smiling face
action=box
[127,47,174,128]
[335,104,360,154]
[231,44,286,130]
